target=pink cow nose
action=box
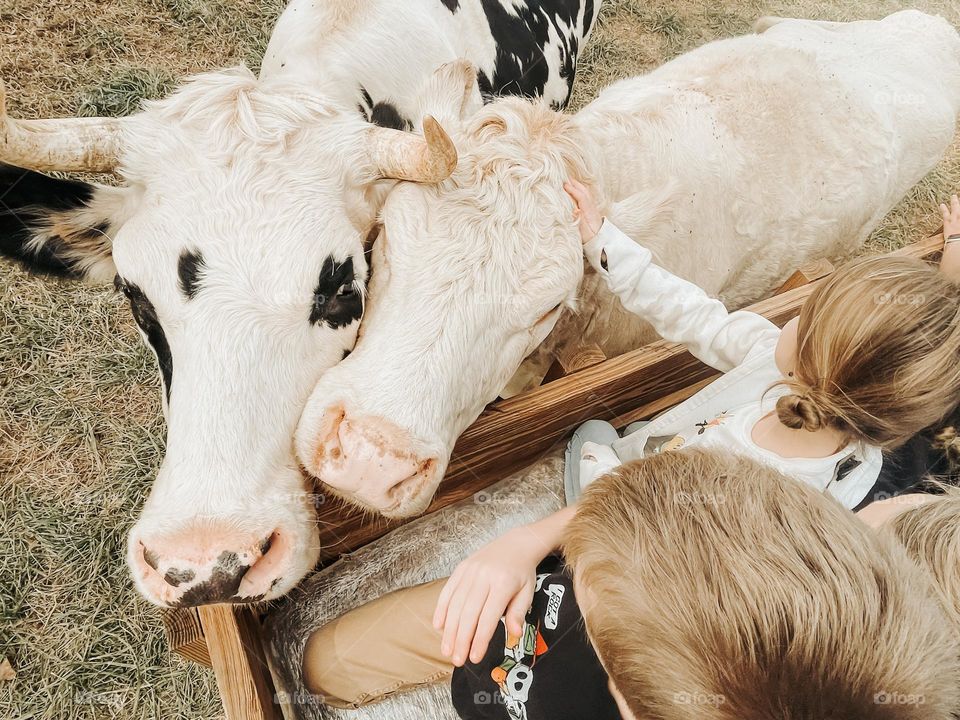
[130,523,292,607]
[308,405,439,516]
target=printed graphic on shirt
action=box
[658,435,686,452]
[695,410,730,435]
[491,585,563,720]
[834,455,862,483]
[543,584,565,630]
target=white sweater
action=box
[581,220,881,509]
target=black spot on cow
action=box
[371,101,411,131]
[341,348,352,361]
[164,568,196,588]
[310,255,364,329]
[440,0,460,11]
[177,249,205,300]
[115,276,174,402]
[357,86,411,130]
[0,163,102,278]
[175,551,249,607]
[478,0,588,107]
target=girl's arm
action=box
[566,180,778,373]
[940,195,960,280]
[433,504,577,667]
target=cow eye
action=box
[114,275,133,299]
[310,255,364,329]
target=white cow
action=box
[297,11,960,517]
[0,0,601,606]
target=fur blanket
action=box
[265,452,566,720]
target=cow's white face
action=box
[1,66,456,606]
[296,88,586,516]
[114,71,376,607]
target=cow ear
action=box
[0,163,135,282]
[416,59,483,131]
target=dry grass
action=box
[1,0,958,718]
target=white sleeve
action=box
[583,219,781,372]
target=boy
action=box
[303,450,960,719]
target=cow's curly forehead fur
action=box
[379,99,587,327]
[119,67,368,188]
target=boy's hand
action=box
[564,179,603,245]
[433,527,544,666]
[941,194,960,240]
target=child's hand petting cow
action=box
[564,179,604,245]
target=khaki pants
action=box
[302,579,452,708]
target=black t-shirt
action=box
[450,557,620,720]
[857,427,958,511]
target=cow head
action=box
[0,67,456,606]
[296,62,587,517]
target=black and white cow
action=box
[0,0,601,607]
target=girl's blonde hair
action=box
[777,256,960,448]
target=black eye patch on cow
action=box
[177,249,205,300]
[310,256,363,329]
[115,276,173,402]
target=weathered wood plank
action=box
[198,605,278,720]
[162,607,212,667]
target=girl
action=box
[429,187,960,670]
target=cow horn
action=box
[0,79,128,173]
[367,115,457,183]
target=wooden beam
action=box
[198,605,278,720]
[776,258,835,294]
[315,237,942,560]
[163,608,211,667]
[542,342,607,384]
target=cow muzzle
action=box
[128,522,294,607]
[299,404,442,517]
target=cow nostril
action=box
[378,457,439,514]
[142,543,161,572]
[312,406,348,470]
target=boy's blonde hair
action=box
[775,256,960,448]
[888,485,960,634]
[564,450,960,720]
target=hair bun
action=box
[776,392,825,433]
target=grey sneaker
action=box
[564,419,620,504]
